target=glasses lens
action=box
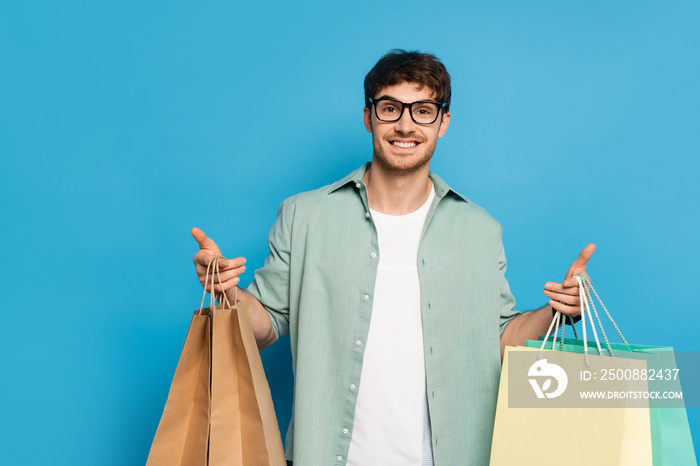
[373,99,442,124]
[375,100,403,122]
[411,102,440,124]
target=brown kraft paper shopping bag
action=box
[147,256,286,465]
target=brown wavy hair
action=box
[364,49,452,112]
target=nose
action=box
[394,107,416,134]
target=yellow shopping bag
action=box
[490,346,653,466]
[491,275,655,466]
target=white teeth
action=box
[392,141,417,148]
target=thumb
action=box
[191,227,221,254]
[565,243,597,279]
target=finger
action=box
[191,227,222,253]
[198,256,245,271]
[544,281,581,295]
[216,256,246,270]
[193,249,220,267]
[197,259,245,278]
[563,272,590,288]
[193,249,243,264]
[211,265,246,283]
[565,243,596,278]
[212,277,240,293]
[549,300,581,317]
[544,289,579,306]
[201,274,239,290]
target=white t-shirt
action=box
[347,187,436,466]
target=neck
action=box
[364,162,433,215]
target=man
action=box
[192,50,593,465]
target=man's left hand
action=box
[543,243,596,316]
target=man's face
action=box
[364,81,450,175]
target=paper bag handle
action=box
[198,255,237,313]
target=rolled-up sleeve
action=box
[495,222,519,335]
[247,197,295,339]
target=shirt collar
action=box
[328,162,470,203]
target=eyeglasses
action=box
[369,98,446,125]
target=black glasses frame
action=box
[369,97,446,125]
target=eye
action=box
[414,105,436,116]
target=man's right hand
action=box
[191,227,246,295]
[191,227,277,349]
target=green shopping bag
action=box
[525,276,696,466]
[526,337,695,466]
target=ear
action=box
[363,106,373,133]
[437,111,451,138]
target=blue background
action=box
[1,1,698,464]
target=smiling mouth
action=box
[391,141,418,148]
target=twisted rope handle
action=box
[213,256,238,307]
[537,275,602,367]
[576,275,603,366]
[558,313,579,350]
[569,314,579,340]
[539,274,626,366]
[198,255,236,313]
[539,308,565,361]
[580,275,627,345]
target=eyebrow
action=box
[375,95,439,104]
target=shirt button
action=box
[337,456,343,462]
[355,182,361,188]
[363,294,370,301]
[365,212,370,218]
[355,339,362,346]
[349,384,356,391]
[342,428,349,435]
[370,252,377,259]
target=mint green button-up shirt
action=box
[248,163,519,466]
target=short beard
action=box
[371,137,436,176]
